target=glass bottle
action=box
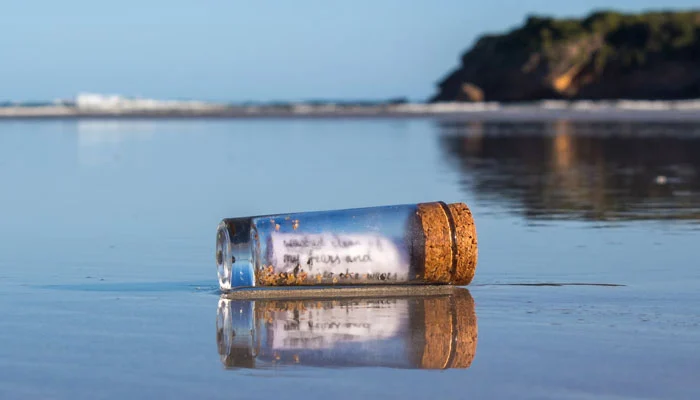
[215,202,477,291]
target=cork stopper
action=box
[420,289,478,369]
[415,202,478,285]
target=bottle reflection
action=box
[216,289,477,369]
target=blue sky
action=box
[2,0,698,102]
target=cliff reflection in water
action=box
[440,121,700,221]
[216,289,477,370]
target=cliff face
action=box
[431,11,700,102]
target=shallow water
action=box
[0,118,698,399]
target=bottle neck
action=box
[217,218,256,290]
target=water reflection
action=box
[76,120,156,166]
[216,289,477,369]
[440,121,700,221]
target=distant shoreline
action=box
[3,101,700,122]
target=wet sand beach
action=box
[0,117,698,399]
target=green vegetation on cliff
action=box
[432,10,700,102]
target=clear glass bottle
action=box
[215,202,478,291]
[216,288,477,369]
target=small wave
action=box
[427,99,700,112]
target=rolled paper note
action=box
[215,202,478,291]
[216,288,478,369]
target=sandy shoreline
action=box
[3,102,700,121]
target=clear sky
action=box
[2,0,698,102]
